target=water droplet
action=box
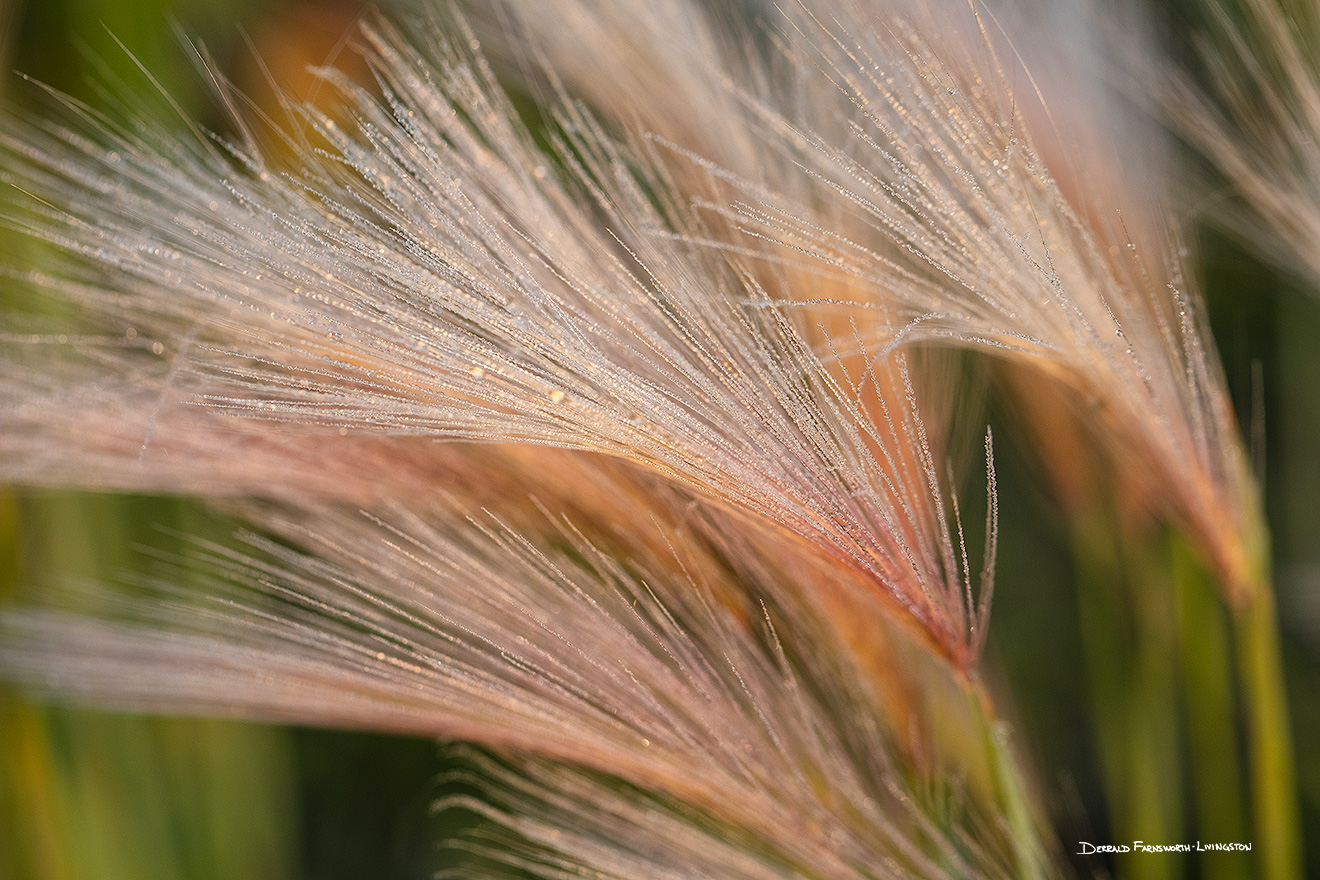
[151,342,165,355]
[548,389,565,403]
[470,366,485,378]
[125,327,137,339]
[506,302,530,330]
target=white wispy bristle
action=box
[0,487,1014,879]
[1168,0,1320,284]
[429,745,1010,880]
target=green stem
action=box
[1235,584,1301,880]
[1073,515,1183,880]
[1171,540,1248,880]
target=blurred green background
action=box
[0,0,1316,878]
[0,3,449,879]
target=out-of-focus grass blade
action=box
[1,492,302,880]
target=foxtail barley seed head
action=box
[493,0,1262,601]
[0,10,995,661]
[0,0,1274,877]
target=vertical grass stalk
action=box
[1235,577,1301,880]
[1073,511,1184,880]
